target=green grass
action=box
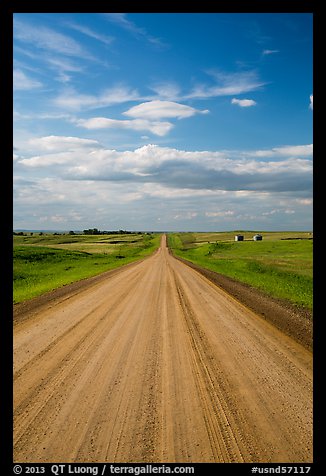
[168,232,313,310]
[14,233,161,303]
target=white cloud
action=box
[75,117,173,136]
[244,144,313,158]
[274,145,313,157]
[149,82,181,100]
[13,173,312,232]
[296,198,313,205]
[45,57,84,83]
[186,71,265,99]
[205,211,234,217]
[13,69,42,90]
[14,19,86,58]
[231,98,256,107]
[17,141,312,194]
[124,100,209,120]
[54,89,99,110]
[309,94,313,110]
[51,68,264,110]
[262,49,279,56]
[46,58,83,72]
[104,13,167,48]
[70,100,209,137]
[19,152,86,167]
[28,135,101,152]
[262,208,295,216]
[54,85,141,110]
[140,184,227,199]
[51,70,263,112]
[49,214,67,223]
[65,21,114,46]
[262,209,278,216]
[173,212,198,220]
[14,110,74,122]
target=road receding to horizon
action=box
[14,235,312,463]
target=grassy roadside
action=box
[14,233,161,304]
[168,232,313,310]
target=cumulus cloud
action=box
[309,94,313,110]
[18,139,313,194]
[231,98,257,107]
[124,100,209,120]
[14,172,312,231]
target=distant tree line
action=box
[82,228,141,235]
[14,229,150,236]
[13,231,34,236]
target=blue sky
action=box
[13,13,313,231]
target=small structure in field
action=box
[253,234,263,241]
[235,234,244,241]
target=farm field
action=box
[168,231,313,310]
[13,232,161,303]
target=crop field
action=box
[13,232,161,303]
[168,231,313,310]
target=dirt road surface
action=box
[14,235,312,463]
